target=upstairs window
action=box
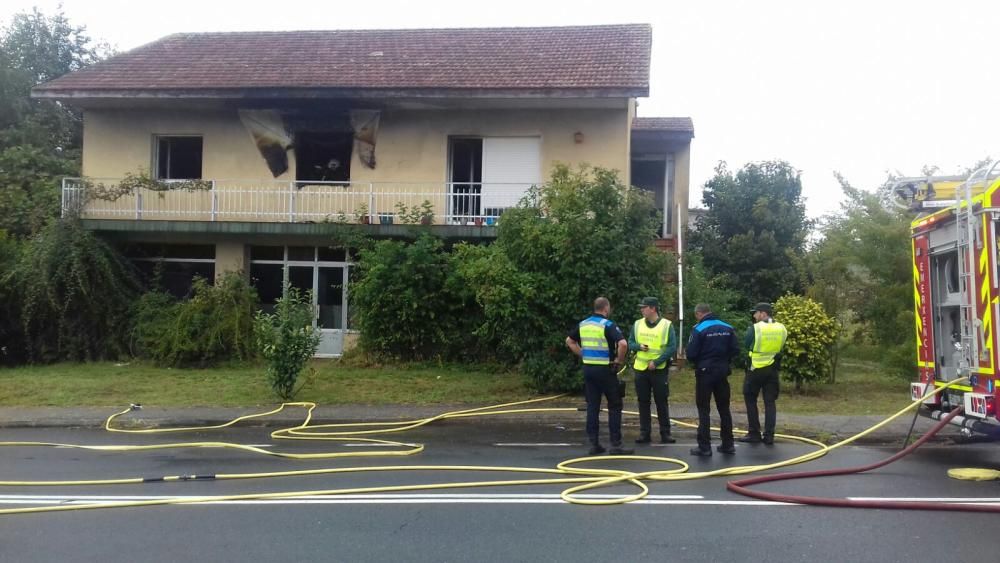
[155,136,203,180]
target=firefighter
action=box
[629,297,678,444]
[566,297,634,456]
[686,303,740,456]
[739,302,788,445]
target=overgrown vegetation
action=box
[130,273,259,366]
[352,164,672,391]
[254,285,321,399]
[6,219,140,362]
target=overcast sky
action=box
[6,0,999,218]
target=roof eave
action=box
[31,86,649,101]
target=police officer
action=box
[629,297,678,444]
[686,303,740,456]
[739,303,788,445]
[566,297,634,456]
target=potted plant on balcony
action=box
[355,202,370,224]
[378,212,394,225]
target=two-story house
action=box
[32,24,694,356]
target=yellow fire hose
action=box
[0,379,975,515]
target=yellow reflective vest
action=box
[633,318,671,370]
[749,321,788,369]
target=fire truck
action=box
[902,162,1000,436]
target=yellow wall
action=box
[82,109,293,181]
[215,241,246,277]
[83,106,630,183]
[349,107,630,184]
[81,105,632,223]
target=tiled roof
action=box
[632,117,694,132]
[34,25,651,96]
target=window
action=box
[124,243,215,298]
[447,137,540,223]
[295,131,352,183]
[155,136,203,180]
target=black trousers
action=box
[634,366,671,438]
[743,364,780,438]
[694,367,734,451]
[583,364,623,446]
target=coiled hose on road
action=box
[0,378,994,516]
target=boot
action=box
[608,444,634,455]
[660,433,677,444]
[738,433,762,443]
[716,444,736,454]
[635,434,652,444]
[588,443,606,456]
[689,447,712,457]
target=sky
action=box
[5,0,1000,218]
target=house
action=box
[32,24,694,356]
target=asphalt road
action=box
[0,419,997,562]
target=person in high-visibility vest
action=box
[739,302,788,445]
[566,296,633,456]
[628,297,678,445]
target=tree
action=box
[807,173,913,375]
[689,161,811,310]
[0,8,111,237]
[457,164,672,391]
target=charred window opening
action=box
[155,136,203,180]
[295,131,353,183]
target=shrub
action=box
[774,294,839,390]
[254,285,321,399]
[8,219,140,362]
[351,233,478,360]
[130,272,258,366]
[458,164,672,391]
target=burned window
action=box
[155,136,203,180]
[295,131,353,183]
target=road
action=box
[0,418,997,562]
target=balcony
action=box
[61,178,534,227]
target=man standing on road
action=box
[629,297,678,445]
[566,297,634,456]
[685,303,740,457]
[739,303,788,445]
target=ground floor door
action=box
[251,246,350,357]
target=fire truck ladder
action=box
[955,171,985,376]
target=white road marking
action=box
[4,493,995,507]
[493,443,576,447]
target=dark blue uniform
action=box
[686,313,740,452]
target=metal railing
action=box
[61,178,536,225]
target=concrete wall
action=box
[82,106,630,183]
[81,105,632,224]
[82,109,292,181]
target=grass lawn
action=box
[0,361,532,408]
[0,357,911,414]
[666,357,913,416]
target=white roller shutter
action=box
[481,137,542,210]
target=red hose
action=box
[727,406,1000,513]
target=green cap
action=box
[638,297,660,309]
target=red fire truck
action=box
[903,162,1000,436]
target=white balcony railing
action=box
[61,178,537,226]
